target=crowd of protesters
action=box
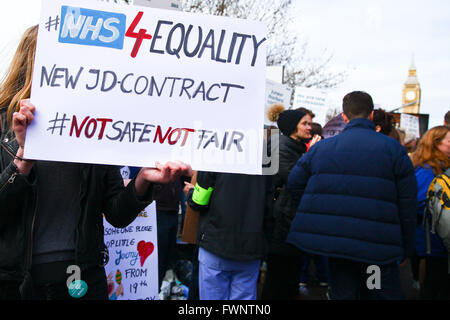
[1,25,449,301]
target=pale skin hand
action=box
[309,134,322,148]
[13,99,193,192]
[183,181,194,197]
[12,99,35,175]
[135,161,193,196]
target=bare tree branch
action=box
[181,0,347,90]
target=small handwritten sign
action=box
[104,201,159,300]
[400,113,420,138]
[293,87,329,126]
[265,79,292,126]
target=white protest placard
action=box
[265,79,292,126]
[133,0,182,11]
[26,0,267,175]
[400,113,420,138]
[104,201,158,300]
[266,65,284,84]
[293,87,329,126]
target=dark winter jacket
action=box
[187,172,273,261]
[153,179,184,213]
[0,109,154,295]
[270,134,307,255]
[286,118,418,265]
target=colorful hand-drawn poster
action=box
[104,201,159,300]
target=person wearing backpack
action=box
[410,125,450,300]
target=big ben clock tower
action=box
[401,57,421,114]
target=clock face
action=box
[406,91,416,101]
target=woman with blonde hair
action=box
[0,25,37,129]
[0,26,191,300]
[410,125,450,300]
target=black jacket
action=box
[270,134,307,255]
[153,177,189,213]
[0,110,154,294]
[188,172,273,261]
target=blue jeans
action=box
[328,258,403,300]
[198,247,260,300]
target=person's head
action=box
[445,110,450,127]
[296,107,315,120]
[404,136,417,154]
[388,127,400,142]
[410,126,450,175]
[0,25,38,127]
[310,122,323,137]
[342,91,374,122]
[398,128,417,152]
[277,109,312,141]
[372,109,395,136]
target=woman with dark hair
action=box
[261,106,314,300]
[410,126,450,299]
[372,109,400,141]
[0,26,191,300]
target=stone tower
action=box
[401,56,421,114]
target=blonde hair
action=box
[410,126,450,175]
[0,25,38,128]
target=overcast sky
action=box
[292,0,450,128]
[1,0,449,128]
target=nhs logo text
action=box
[59,6,126,49]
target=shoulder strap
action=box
[434,171,450,199]
[441,169,450,189]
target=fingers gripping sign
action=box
[11,99,36,175]
[134,160,193,196]
[12,99,35,147]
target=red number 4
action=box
[125,11,152,58]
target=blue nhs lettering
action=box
[58,6,125,49]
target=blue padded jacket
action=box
[286,118,418,265]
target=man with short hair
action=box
[286,91,418,300]
[444,110,450,127]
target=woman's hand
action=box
[12,99,35,174]
[183,181,195,197]
[135,161,193,197]
[309,134,322,148]
[12,99,35,148]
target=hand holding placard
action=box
[134,160,193,196]
[11,99,36,175]
[13,99,193,192]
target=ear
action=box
[342,113,350,123]
[369,111,374,121]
